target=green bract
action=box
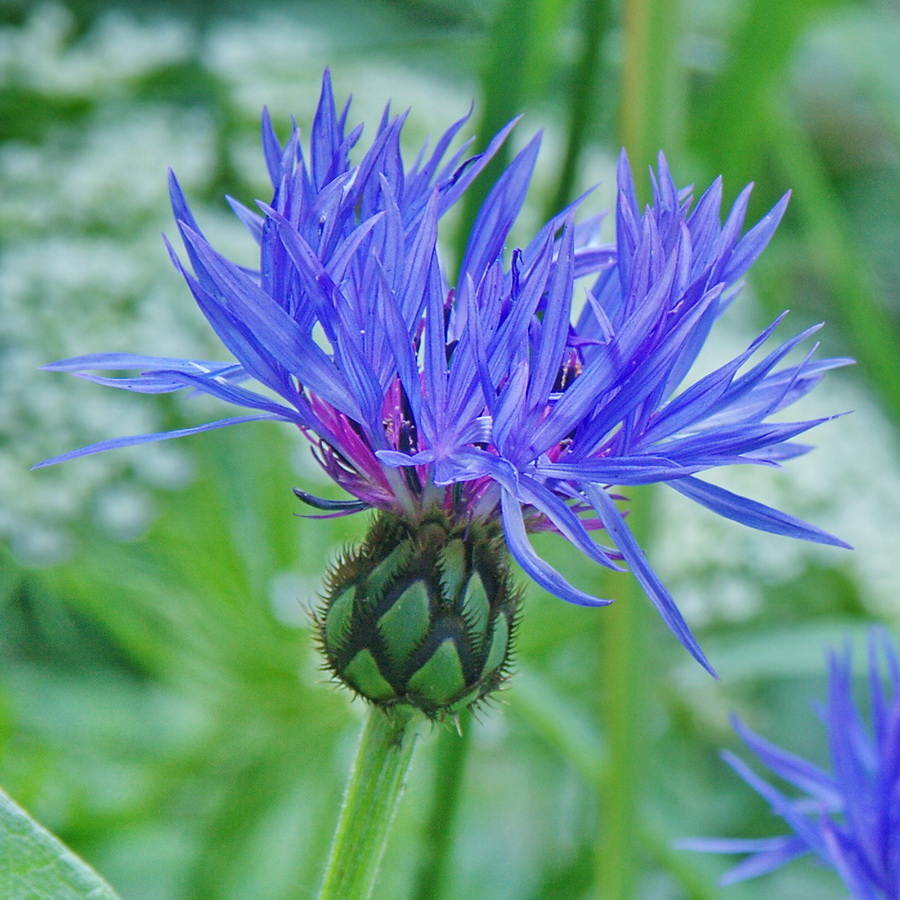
[316,513,521,717]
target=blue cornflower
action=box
[681,631,900,897]
[38,71,849,675]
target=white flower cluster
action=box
[0,4,191,97]
[1,8,211,564]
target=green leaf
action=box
[0,787,120,899]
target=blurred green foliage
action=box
[2,0,898,897]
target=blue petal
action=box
[226,195,264,245]
[526,217,575,407]
[85,368,310,425]
[722,192,790,284]
[820,822,881,900]
[458,132,541,281]
[499,490,613,608]
[731,716,841,805]
[260,106,283,186]
[164,237,313,410]
[685,176,723,252]
[536,457,705,485]
[34,414,285,469]
[658,417,837,464]
[406,105,472,193]
[467,458,625,571]
[42,353,231,373]
[180,226,364,421]
[492,358,529,453]
[720,750,829,857]
[707,182,753,284]
[582,483,716,676]
[674,835,796,855]
[310,68,341,189]
[670,476,852,548]
[677,834,810,885]
[437,116,521,217]
[718,837,810,885]
[644,314,789,441]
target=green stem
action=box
[595,491,649,900]
[318,705,425,900]
[592,0,684,893]
[619,0,683,187]
[410,710,473,900]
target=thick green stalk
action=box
[595,489,650,900]
[619,0,683,186]
[318,705,425,900]
[593,0,683,895]
[410,711,473,900]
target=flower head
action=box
[38,71,849,676]
[681,631,900,897]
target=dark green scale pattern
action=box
[316,512,521,717]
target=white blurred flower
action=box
[0,4,193,98]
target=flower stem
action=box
[318,705,426,900]
[595,3,684,893]
[596,574,645,897]
[596,486,651,899]
[619,0,684,184]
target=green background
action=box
[2,0,898,897]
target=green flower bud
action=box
[315,512,521,718]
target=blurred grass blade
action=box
[642,823,719,900]
[601,0,686,889]
[767,100,900,423]
[594,503,649,900]
[0,787,120,899]
[673,619,876,686]
[546,0,614,217]
[690,0,841,189]
[455,0,571,261]
[506,665,606,787]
